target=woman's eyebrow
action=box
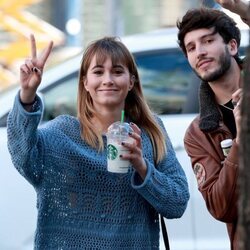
[90,64,125,70]
[91,64,104,70]
[113,64,125,69]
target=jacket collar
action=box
[199,81,221,132]
[198,59,244,132]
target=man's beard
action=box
[194,46,231,82]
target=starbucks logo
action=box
[107,144,118,160]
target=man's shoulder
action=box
[186,115,200,131]
[184,114,203,141]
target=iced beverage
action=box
[106,121,133,173]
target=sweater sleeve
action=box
[131,118,190,219]
[7,92,45,187]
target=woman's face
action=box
[84,55,134,111]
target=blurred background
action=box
[0,0,227,92]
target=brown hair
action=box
[177,8,242,64]
[77,37,166,163]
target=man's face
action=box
[184,28,237,82]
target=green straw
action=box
[121,110,125,123]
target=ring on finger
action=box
[232,101,237,107]
[32,67,41,74]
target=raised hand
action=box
[232,88,243,145]
[215,0,239,10]
[20,34,53,103]
[215,0,250,26]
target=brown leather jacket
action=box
[184,81,239,250]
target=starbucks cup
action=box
[106,121,133,173]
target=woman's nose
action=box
[102,73,114,85]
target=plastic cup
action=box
[106,121,133,173]
[220,139,233,157]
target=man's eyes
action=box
[204,38,214,44]
[186,38,214,52]
[186,46,195,52]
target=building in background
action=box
[47,0,200,47]
[0,0,215,91]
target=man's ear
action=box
[228,39,238,56]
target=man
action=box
[176,1,249,249]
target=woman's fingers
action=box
[30,34,37,60]
[30,33,53,68]
[25,59,34,70]
[130,122,141,134]
[20,63,30,74]
[120,123,142,159]
[40,40,53,67]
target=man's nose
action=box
[196,45,207,59]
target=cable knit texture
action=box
[7,94,189,250]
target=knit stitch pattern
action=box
[7,94,189,249]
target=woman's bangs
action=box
[94,46,127,67]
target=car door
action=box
[134,48,230,250]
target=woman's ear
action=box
[129,75,135,90]
[84,80,89,91]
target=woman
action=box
[7,35,189,249]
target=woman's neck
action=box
[91,109,124,133]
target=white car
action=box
[0,27,248,250]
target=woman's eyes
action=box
[93,70,124,75]
[93,70,103,75]
[114,70,124,74]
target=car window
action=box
[42,73,78,121]
[40,49,199,123]
[38,45,247,121]
[0,46,208,126]
[134,49,199,114]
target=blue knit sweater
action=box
[7,94,189,249]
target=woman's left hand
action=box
[120,123,147,179]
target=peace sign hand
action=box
[20,34,53,104]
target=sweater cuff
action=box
[17,91,43,114]
[131,159,153,189]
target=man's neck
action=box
[208,60,242,105]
